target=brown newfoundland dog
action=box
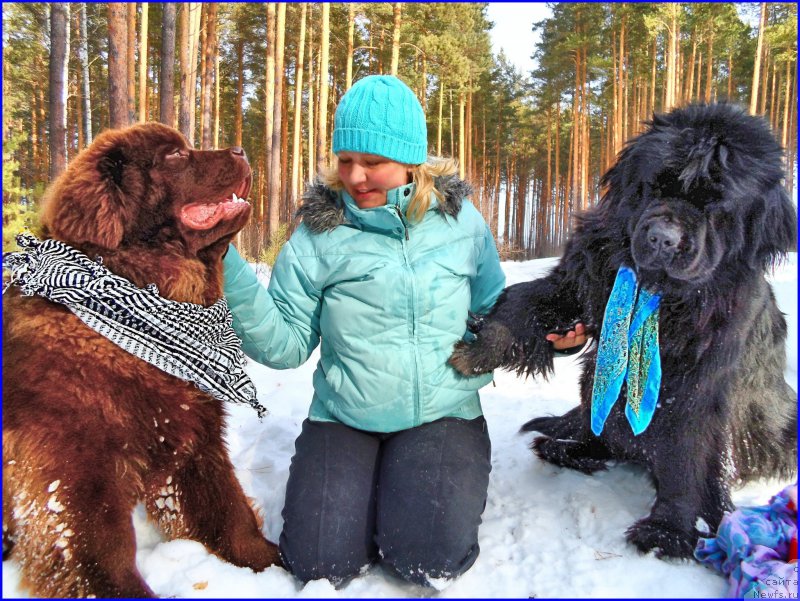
[450,103,797,559]
[3,123,280,597]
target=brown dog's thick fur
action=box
[3,123,280,597]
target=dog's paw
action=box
[229,536,282,572]
[625,517,697,559]
[448,321,515,375]
[531,436,608,474]
[522,415,563,436]
[521,413,581,438]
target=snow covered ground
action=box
[3,255,797,598]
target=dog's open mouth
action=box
[180,175,252,231]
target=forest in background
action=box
[3,2,797,261]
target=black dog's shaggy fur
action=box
[450,103,797,559]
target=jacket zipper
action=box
[395,205,409,240]
[394,205,420,424]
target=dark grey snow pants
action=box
[278,416,492,586]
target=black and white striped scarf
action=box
[3,233,266,418]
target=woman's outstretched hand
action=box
[546,322,589,352]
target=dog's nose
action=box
[647,218,682,257]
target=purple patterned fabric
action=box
[695,484,798,598]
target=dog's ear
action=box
[40,145,130,249]
[748,183,797,268]
[98,148,127,188]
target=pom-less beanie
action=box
[332,75,427,165]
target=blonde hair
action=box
[322,155,460,223]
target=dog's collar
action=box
[3,233,267,418]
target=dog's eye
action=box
[165,149,188,160]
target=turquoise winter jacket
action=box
[223,176,506,433]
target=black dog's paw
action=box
[522,415,564,437]
[521,406,583,438]
[532,436,608,474]
[625,517,698,559]
[449,321,516,375]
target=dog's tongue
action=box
[181,196,248,230]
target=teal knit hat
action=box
[332,75,427,165]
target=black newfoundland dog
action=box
[450,103,797,559]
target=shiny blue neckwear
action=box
[591,266,661,436]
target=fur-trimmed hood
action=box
[295,175,473,234]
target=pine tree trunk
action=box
[449,89,454,157]
[68,90,77,161]
[281,81,290,221]
[566,102,574,227]
[76,39,84,151]
[619,13,626,154]
[214,48,220,148]
[515,163,526,249]
[420,55,427,111]
[235,38,244,146]
[750,2,768,114]
[201,3,216,149]
[623,48,629,143]
[545,107,552,249]
[187,3,202,145]
[50,3,70,179]
[650,37,657,114]
[263,3,276,221]
[786,68,796,194]
[554,102,561,240]
[316,3,330,175]
[178,4,192,139]
[769,60,779,129]
[727,52,734,99]
[345,3,355,90]
[198,8,207,141]
[665,4,679,111]
[307,21,315,178]
[291,3,308,206]
[390,3,402,76]
[612,27,619,157]
[571,46,580,211]
[458,93,465,178]
[480,103,487,217]
[687,30,697,102]
[127,3,136,124]
[465,88,472,180]
[108,3,128,130]
[492,96,502,238]
[138,3,149,123]
[705,33,714,103]
[582,44,590,209]
[759,47,770,115]
[696,51,703,101]
[77,3,92,144]
[505,156,513,245]
[782,59,792,149]
[36,60,48,178]
[437,79,444,155]
[159,3,176,127]
[269,2,286,236]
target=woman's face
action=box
[337,151,412,209]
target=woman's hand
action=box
[546,322,589,352]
